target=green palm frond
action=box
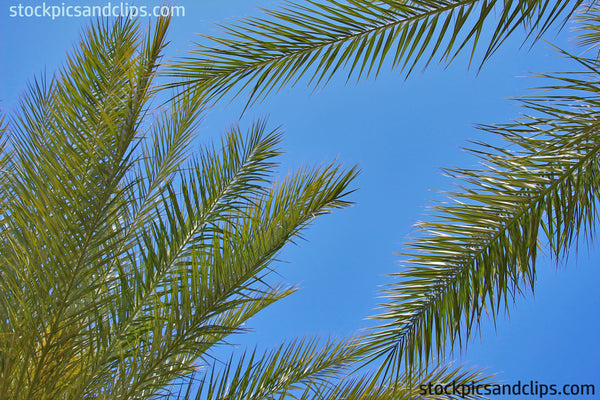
[0,17,359,399]
[168,0,581,105]
[0,17,171,399]
[83,121,286,397]
[177,338,491,400]
[189,344,492,400]
[98,122,358,398]
[0,115,11,219]
[316,362,492,400]
[575,3,600,54]
[362,48,600,377]
[184,337,362,400]
[127,88,205,236]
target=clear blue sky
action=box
[1,0,599,394]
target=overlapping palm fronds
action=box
[0,17,359,399]
[0,14,491,398]
[4,0,598,397]
[180,338,491,400]
[576,3,600,55]
[362,47,600,377]
[169,0,581,105]
[323,363,492,400]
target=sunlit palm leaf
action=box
[363,48,600,377]
[169,0,581,105]
[96,122,358,398]
[185,337,361,400]
[575,3,600,53]
[185,342,491,400]
[317,362,492,400]
[0,18,168,399]
[0,17,359,399]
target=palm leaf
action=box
[575,3,600,53]
[0,17,360,399]
[92,120,357,398]
[184,341,492,400]
[0,18,169,399]
[184,337,361,400]
[168,0,581,105]
[362,47,600,377]
[316,362,493,400]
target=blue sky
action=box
[1,0,599,395]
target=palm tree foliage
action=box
[363,43,600,375]
[2,0,598,397]
[169,0,581,105]
[187,346,491,400]
[165,0,598,383]
[0,16,368,399]
[0,12,492,400]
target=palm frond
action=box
[362,48,600,377]
[127,88,205,238]
[0,13,361,397]
[0,17,170,399]
[168,0,581,105]
[183,342,492,400]
[575,2,600,55]
[182,337,362,400]
[16,107,357,397]
[0,114,12,227]
[87,121,282,395]
[316,362,493,400]
[103,124,358,398]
